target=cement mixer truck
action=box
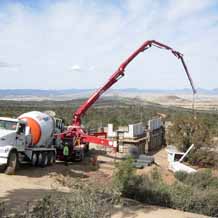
[0,111,64,174]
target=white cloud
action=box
[167,0,213,20]
[0,0,217,89]
[0,61,12,68]
[71,65,81,72]
[70,65,95,72]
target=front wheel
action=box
[5,151,18,175]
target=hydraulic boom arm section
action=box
[72,40,196,126]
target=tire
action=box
[84,143,89,153]
[5,151,18,175]
[48,151,55,165]
[37,152,43,167]
[31,152,38,166]
[40,152,48,167]
[78,150,84,161]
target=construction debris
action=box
[132,154,155,169]
[166,144,196,173]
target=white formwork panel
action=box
[124,123,144,138]
[107,124,116,137]
[148,118,162,130]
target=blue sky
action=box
[0,0,217,89]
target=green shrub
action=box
[120,173,171,207]
[191,189,218,217]
[188,149,218,168]
[170,171,218,216]
[0,202,6,218]
[113,165,171,207]
[113,159,218,217]
[175,170,218,190]
[166,114,218,168]
[166,115,211,151]
[169,182,194,210]
[174,171,188,182]
[113,156,136,193]
[3,186,114,218]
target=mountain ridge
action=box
[0,88,217,96]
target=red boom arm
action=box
[72,40,196,126]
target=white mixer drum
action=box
[19,111,55,147]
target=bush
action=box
[175,170,218,190]
[169,182,193,210]
[0,202,6,218]
[168,170,218,216]
[174,171,188,181]
[191,189,218,217]
[113,164,172,207]
[30,189,112,218]
[2,186,115,218]
[166,114,218,167]
[166,115,211,151]
[118,172,171,207]
[113,159,218,217]
[188,149,218,168]
[113,156,136,194]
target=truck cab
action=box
[0,112,64,175]
[0,118,29,166]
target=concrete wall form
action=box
[107,123,144,139]
[148,118,162,130]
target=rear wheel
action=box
[48,151,55,165]
[5,151,18,175]
[40,152,48,167]
[78,150,84,161]
[31,152,38,166]
[37,152,43,166]
[84,143,89,153]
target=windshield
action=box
[0,120,17,131]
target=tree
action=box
[166,115,211,151]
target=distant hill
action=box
[0,89,93,96]
[0,88,217,97]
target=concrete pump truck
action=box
[55,40,196,162]
[0,40,196,174]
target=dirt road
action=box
[0,153,115,214]
[112,204,208,218]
